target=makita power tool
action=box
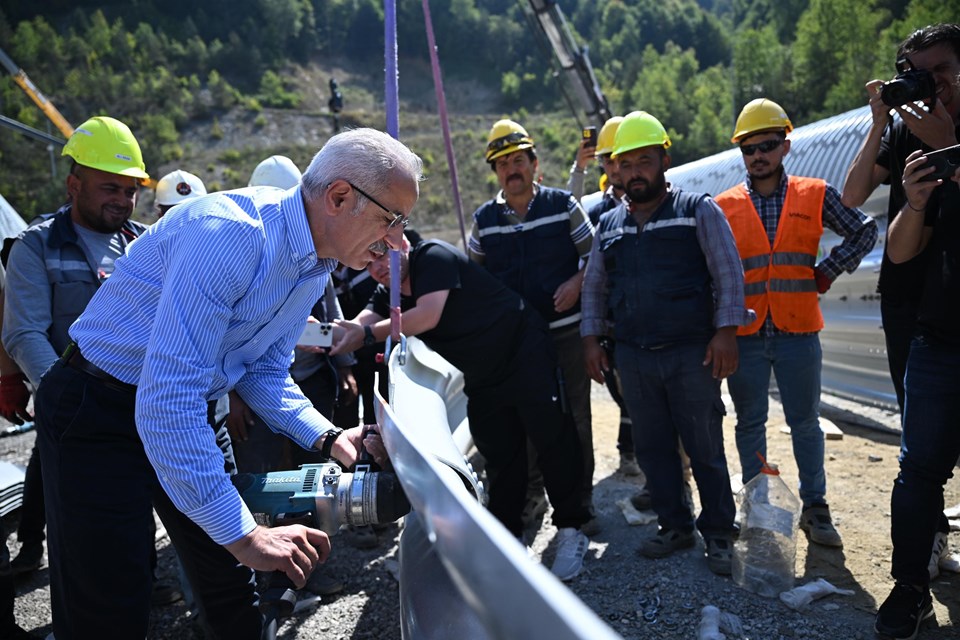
[234,461,410,535]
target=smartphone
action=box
[920,143,960,182]
[298,322,333,348]
[582,125,598,148]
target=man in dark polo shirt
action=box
[332,238,592,581]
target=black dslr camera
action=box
[880,57,936,107]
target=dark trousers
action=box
[891,334,960,586]
[233,366,337,473]
[615,341,735,537]
[1,527,17,634]
[16,445,44,545]
[467,328,590,536]
[881,297,919,415]
[36,360,260,639]
[600,338,634,453]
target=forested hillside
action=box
[0,0,956,228]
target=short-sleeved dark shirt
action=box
[368,240,534,385]
[876,119,960,303]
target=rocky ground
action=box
[3,382,959,639]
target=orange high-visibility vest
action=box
[715,176,826,335]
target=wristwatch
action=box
[320,427,344,459]
[363,325,376,347]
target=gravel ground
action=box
[4,382,959,639]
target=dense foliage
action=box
[0,0,957,221]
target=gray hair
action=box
[301,128,424,215]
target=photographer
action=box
[841,22,960,588]
[877,150,960,640]
[842,23,960,414]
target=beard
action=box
[747,160,781,182]
[76,203,130,233]
[625,172,666,204]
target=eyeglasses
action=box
[739,139,784,156]
[347,181,409,229]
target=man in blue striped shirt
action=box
[33,128,422,639]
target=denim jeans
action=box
[892,334,960,586]
[881,297,920,416]
[614,341,735,536]
[727,333,825,507]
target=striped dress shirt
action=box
[70,186,338,545]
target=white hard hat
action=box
[155,170,207,206]
[248,155,302,189]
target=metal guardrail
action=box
[377,337,621,640]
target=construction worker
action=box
[468,119,597,537]
[715,99,877,550]
[155,169,207,217]
[581,111,751,576]
[249,154,302,190]
[1,116,186,607]
[333,235,593,581]
[576,116,644,478]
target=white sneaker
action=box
[550,528,588,581]
[929,531,949,580]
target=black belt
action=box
[62,342,137,393]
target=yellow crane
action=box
[0,45,74,139]
[1,45,157,189]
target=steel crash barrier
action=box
[375,337,621,640]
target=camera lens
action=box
[880,79,912,107]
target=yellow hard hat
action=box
[595,116,624,157]
[62,116,149,180]
[731,99,793,143]
[611,111,671,158]
[485,119,535,162]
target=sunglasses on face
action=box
[347,181,409,230]
[739,139,784,156]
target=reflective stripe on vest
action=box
[715,176,826,335]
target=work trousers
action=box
[727,333,826,507]
[615,341,735,537]
[891,334,960,586]
[600,337,635,454]
[526,326,595,512]
[36,360,260,640]
[467,326,590,536]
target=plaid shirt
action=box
[742,172,878,335]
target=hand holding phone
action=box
[298,322,334,348]
[919,143,960,182]
[582,126,598,148]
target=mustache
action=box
[368,240,389,256]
